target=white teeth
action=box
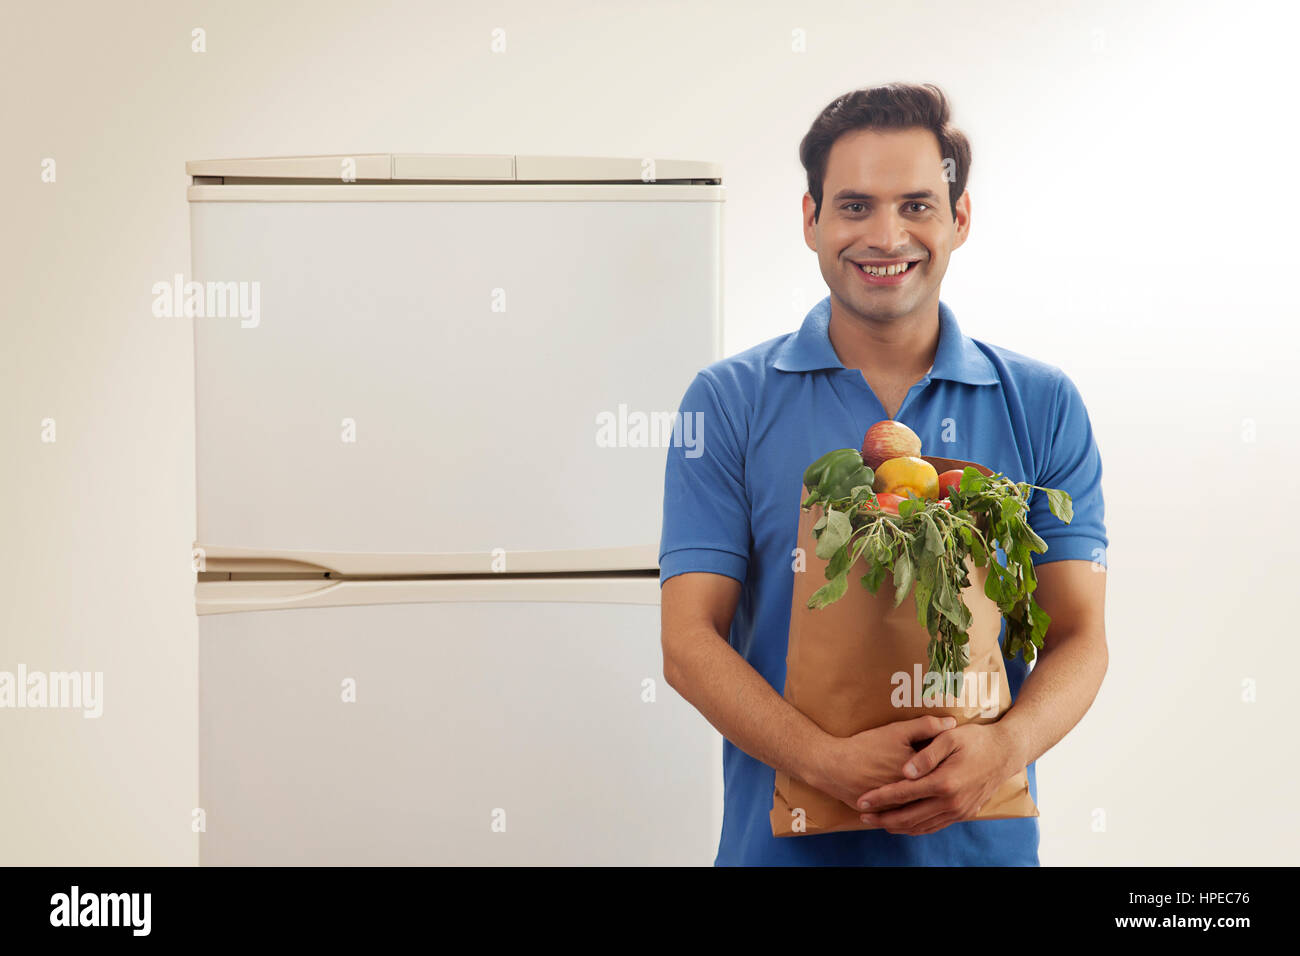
[858,262,913,276]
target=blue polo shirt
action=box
[659,295,1108,866]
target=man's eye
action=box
[841,201,929,214]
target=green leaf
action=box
[849,534,871,568]
[892,546,914,608]
[922,514,944,556]
[913,560,935,629]
[1045,488,1074,524]
[808,571,848,608]
[959,467,985,494]
[815,509,852,559]
[1029,597,1051,646]
[825,541,851,580]
[984,562,1008,604]
[849,484,874,503]
[899,495,926,519]
[1019,519,1048,554]
[861,562,888,594]
[933,568,971,629]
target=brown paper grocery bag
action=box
[770,456,1038,837]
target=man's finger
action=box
[908,811,960,836]
[857,772,946,811]
[861,797,947,833]
[902,731,958,780]
[902,714,957,744]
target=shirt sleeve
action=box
[658,370,753,587]
[1027,371,1109,569]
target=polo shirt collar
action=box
[772,296,999,385]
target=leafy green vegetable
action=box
[801,455,1072,699]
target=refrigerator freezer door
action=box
[198,578,724,865]
[190,189,721,571]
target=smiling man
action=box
[659,82,1109,866]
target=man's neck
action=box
[827,294,940,380]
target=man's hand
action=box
[810,715,958,812]
[855,721,1025,836]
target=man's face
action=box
[803,126,970,324]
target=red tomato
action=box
[936,469,966,500]
[874,492,904,515]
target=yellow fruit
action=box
[872,456,940,500]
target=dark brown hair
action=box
[799,82,971,222]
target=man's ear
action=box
[951,190,972,252]
[802,192,818,253]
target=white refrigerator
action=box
[186,153,725,865]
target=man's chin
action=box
[841,288,916,322]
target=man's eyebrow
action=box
[830,189,942,203]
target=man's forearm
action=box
[664,625,831,787]
[996,627,1108,769]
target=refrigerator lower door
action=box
[197,576,723,865]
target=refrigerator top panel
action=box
[187,153,723,575]
[187,153,722,184]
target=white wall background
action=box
[2,0,1296,865]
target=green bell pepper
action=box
[803,448,875,501]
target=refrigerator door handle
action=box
[192,543,660,577]
[196,578,344,614]
[196,575,662,616]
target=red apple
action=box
[861,420,922,470]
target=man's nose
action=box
[857,211,909,254]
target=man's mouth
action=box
[852,259,922,283]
